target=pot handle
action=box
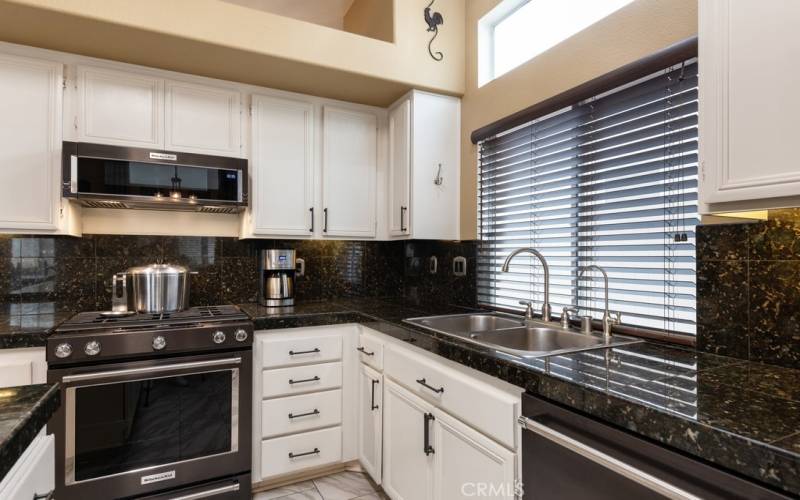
[111,273,128,312]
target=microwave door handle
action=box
[62,357,241,383]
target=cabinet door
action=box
[251,95,315,236]
[78,65,163,148]
[358,364,383,484]
[0,348,47,388]
[322,106,377,237]
[434,409,516,500]
[383,380,433,500]
[700,0,800,205]
[0,53,62,231]
[165,80,241,156]
[388,99,411,236]
[411,92,460,240]
[0,431,54,500]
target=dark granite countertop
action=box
[0,383,60,482]
[0,307,72,349]
[240,299,800,497]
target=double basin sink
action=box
[404,312,641,359]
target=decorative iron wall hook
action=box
[424,0,444,61]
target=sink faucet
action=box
[501,248,551,322]
[577,265,621,341]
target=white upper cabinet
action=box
[78,65,163,148]
[0,52,67,232]
[322,106,378,238]
[165,79,241,156]
[77,65,242,156]
[388,91,460,240]
[249,95,315,237]
[699,0,800,211]
[388,99,411,236]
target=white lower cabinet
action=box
[382,379,433,500]
[357,363,383,484]
[0,348,47,388]
[0,430,54,500]
[260,426,343,478]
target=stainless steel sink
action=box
[404,312,642,358]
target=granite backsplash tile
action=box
[697,210,800,369]
[0,235,477,314]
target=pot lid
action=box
[127,263,189,275]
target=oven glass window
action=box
[73,370,233,482]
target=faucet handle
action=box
[560,307,578,329]
[518,300,534,320]
[610,311,622,325]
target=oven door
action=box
[48,350,252,500]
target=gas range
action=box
[47,305,253,366]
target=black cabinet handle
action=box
[400,206,408,232]
[289,348,320,356]
[416,378,444,394]
[357,346,375,356]
[424,412,435,455]
[371,378,379,410]
[33,490,55,500]
[289,409,320,419]
[323,208,328,232]
[288,447,320,459]
[309,207,314,232]
[289,376,320,385]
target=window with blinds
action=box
[477,59,698,337]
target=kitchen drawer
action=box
[260,334,342,369]
[262,362,342,399]
[0,430,54,500]
[262,389,342,439]
[385,346,517,449]
[260,426,342,479]
[357,330,384,371]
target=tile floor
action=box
[253,471,388,500]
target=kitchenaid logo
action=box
[141,470,176,485]
[149,152,177,161]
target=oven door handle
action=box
[62,357,242,383]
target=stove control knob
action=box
[212,330,226,344]
[84,340,101,356]
[152,335,167,351]
[234,329,248,342]
[55,343,72,359]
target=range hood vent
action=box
[63,142,248,214]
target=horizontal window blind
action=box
[478,59,698,336]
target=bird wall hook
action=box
[424,0,444,61]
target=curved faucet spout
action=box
[578,264,620,341]
[500,248,551,322]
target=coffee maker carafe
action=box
[259,249,300,307]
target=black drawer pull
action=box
[416,378,444,394]
[371,378,379,410]
[289,348,320,356]
[289,376,320,385]
[288,447,320,459]
[357,346,375,356]
[289,409,320,419]
[424,412,435,455]
[33,490,55,500]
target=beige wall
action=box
[459,0,698,239]
[344,0,394,42]
[0,0,464,106]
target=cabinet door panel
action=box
[165,80,241,155]
[0,53,61,230]
[322,107,377,237]
[383,380,433,500]
[388,99,411,236]
[434,409,516,500]
[358,364,382,484]
[78,66,163,148]
[700,0,800,205]
[251,96,315,236]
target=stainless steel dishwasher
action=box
[519,394,793,500]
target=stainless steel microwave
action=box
[62,142,248,213]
